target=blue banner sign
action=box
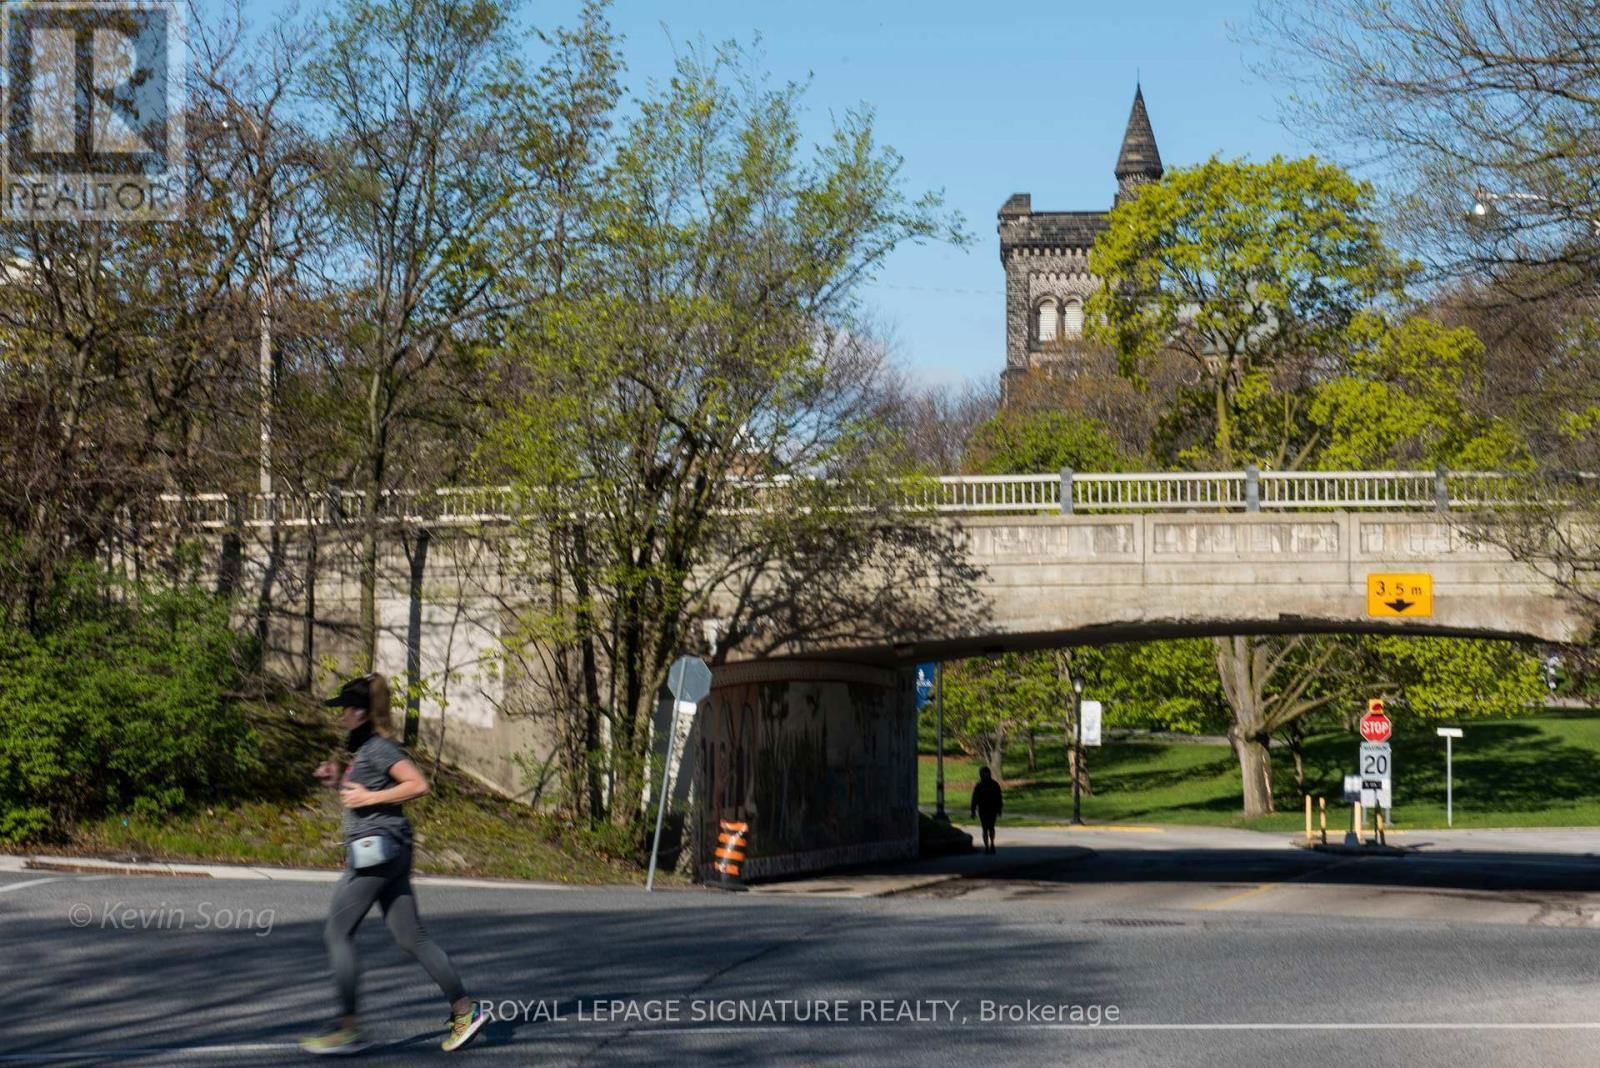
[915,662,937,707]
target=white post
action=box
[1446,735,1454,827]
[646,698,694,892]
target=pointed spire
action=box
[1114,84,1163,183]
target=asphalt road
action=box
[906,825,1600,927]
[6,831,1600,1067]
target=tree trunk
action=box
[1025,728,1037,773]
[973,732,1005,781]
[568,523,606,824]
[301,524,318,692]
[253,526,284,674]
[1230,726,1273,818]
[217,493,243,597]
[402,528,430,747]
[358,514,378,673]
[358,369,387,675]
[1217,634,1275,817]
[1285,720,1305,793]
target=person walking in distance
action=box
[300,673,488,1055]
[970,766,1004,855]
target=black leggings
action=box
[324,850,466,1017]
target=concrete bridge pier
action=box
[693,660,919,882]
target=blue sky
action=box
[607,1,1312,387]
[209,0,1312,387]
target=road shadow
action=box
[2,887,1127,1066]
[937,844,1600,894]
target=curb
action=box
[873,845,1100,898]
[0,853,582,891]
[1292,841,1412,857]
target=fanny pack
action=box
[349,833,398,869]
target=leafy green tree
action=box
[1087,156,1413,468]
[941,653,1060,776]
[0,565,259,843]
[305,0,538,669]
[486,45,970,827]
[964,410,1131,475]
[1093,639,1231,735]
[1258,0,1600,652]
[1311,314,1531,471]
[1082,155,1545,816]
[1085,157,1409,815]
[1362,637,1544,721]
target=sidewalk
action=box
[751,824,1101,898]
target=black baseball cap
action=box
[322,674,374,709]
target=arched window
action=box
[1037,299,1059,343]
[1062,298,1084,337]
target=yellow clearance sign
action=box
[1367,573,1433,617]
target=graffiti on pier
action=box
[696,665,915,877]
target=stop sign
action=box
[1359,712,1392,743]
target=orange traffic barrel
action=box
[713,819,749,890]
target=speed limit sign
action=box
[1359,741,1392,808]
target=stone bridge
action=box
[869,509,1584,660]
[158,470,1589,880]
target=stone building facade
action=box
[999,86,1163,396]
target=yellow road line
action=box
[1199,882,1284,910]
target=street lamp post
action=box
[1469,189,1600,236]
[221,109,276,500]
[1071,672,1085,826]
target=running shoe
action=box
[300,1024,367,1055]
[441,1003,488,1052]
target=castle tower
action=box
[1114,85,1164,205]
[999,86,1162,397]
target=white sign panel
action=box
[1359,741,1393,808]
[1343,775,1380,808]
[1079,700,1103,747]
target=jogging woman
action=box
[300,673,487,1055]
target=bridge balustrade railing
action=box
[1255,471,1434,509]
[1070,472,1246,511]
[144,470,1580,531]
[920,473,1061,512]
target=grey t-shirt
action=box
[341,734,414,848]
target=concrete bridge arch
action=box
[163,476,1591,880]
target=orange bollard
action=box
[1319,797,1327,845]
[713,819,750,891]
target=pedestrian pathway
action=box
[752,824,1104,898]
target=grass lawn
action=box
[920,712,1600,833]
[62,789,652,885]
[30,699,664,885]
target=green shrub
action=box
[0,570,260,844]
